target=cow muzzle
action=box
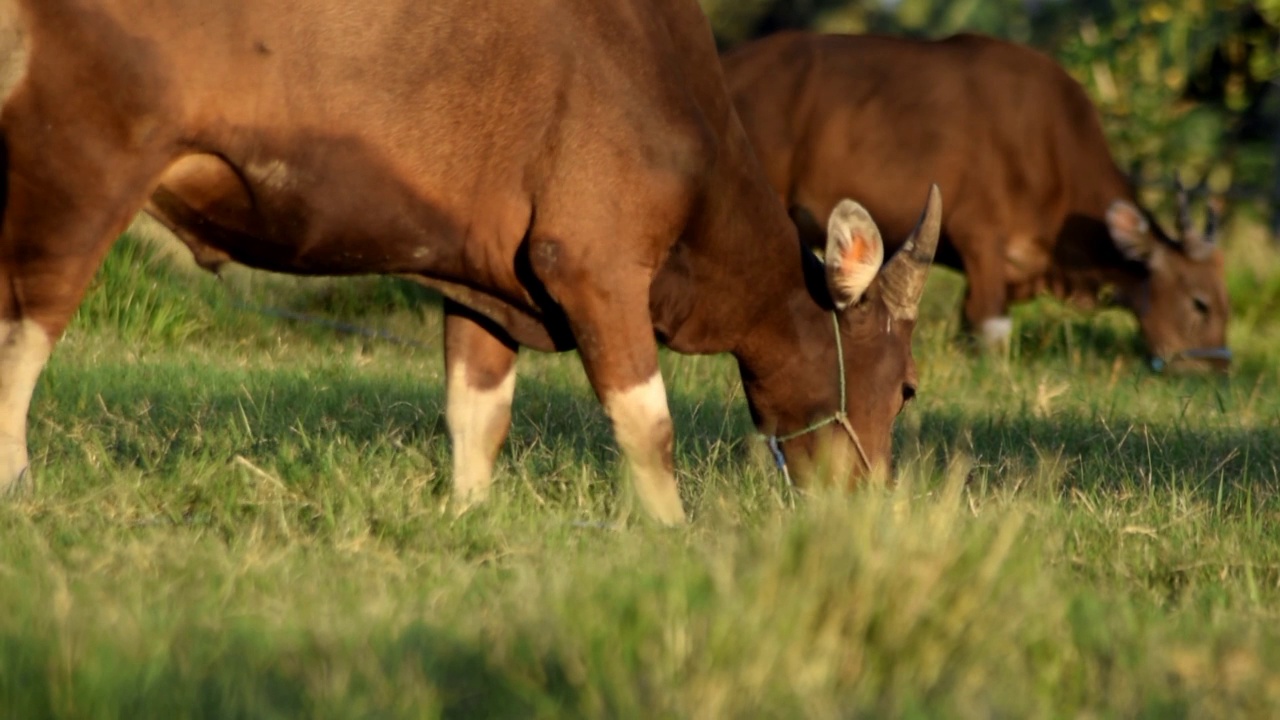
[764,313,873,486]
[1150,346,1232,373]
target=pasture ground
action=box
[1,218,1279,718]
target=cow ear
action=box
[1106,200,1155,263]
[824,200,884,309]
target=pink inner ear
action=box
[1107,203,1146,238]
[843,232,874,266]
[1117,213,1142,235]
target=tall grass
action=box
[70,235,210,345]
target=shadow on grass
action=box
[32,360,756,491]
[32,340,1276,510]
[909,405,1280,505]
[271,275,445,320]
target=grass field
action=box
[1,218,1279,718]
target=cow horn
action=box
[1182,195,1222,262]
[880,184,942,320]
[1173,172,1193,237]
[1203,196,1222,244]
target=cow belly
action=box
[146,147,474,277]
[145,155,249,272]
[145,152,566,350]
[150,138,539,289]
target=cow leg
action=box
[958,240,1012,351]
[600,365,684,525]
[0,93,171,492]
[530,244,686,526]
[443,300,517,511]
[0,319,50,491]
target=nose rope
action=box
[765,312,872,485]
[1150,346,1233,373]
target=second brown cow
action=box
[724,31,1230,371]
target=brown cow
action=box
[723,31,1230,371]
[0,1,942,524]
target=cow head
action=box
[1105,182,1230,372]
[760,185,941,488]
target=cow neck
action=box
[707,205,840,436]
[730,275,837,435]
[647,131,841,434]
[1059,175,1149,312]
[650,137,818,357]
[715,193,829,371]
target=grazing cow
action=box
[0,1,941,524]
[723,31,1230,371]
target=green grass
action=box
[3,227,1280,718]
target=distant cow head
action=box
[761,186,941,488]
[1105,184,1229,372]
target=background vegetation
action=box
[2,1,1278,717]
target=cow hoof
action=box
[978,317,1013,354]
[0,438,31,497]
[449,490,487,518]
[1,467,31,497]
[641,495,688,527]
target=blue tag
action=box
[767,436,786,469]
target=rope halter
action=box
[764,312,872,486]
[1149,346,1232,373]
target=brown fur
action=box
[0,2,940,510]
[723,31,1229,368]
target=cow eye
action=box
[1192,296,1210,315]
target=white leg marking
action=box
[446,359,516,509]
[980,316,1013,349]
[604,372,686,526]
[0,320,52,492]
[0,3,29,106]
